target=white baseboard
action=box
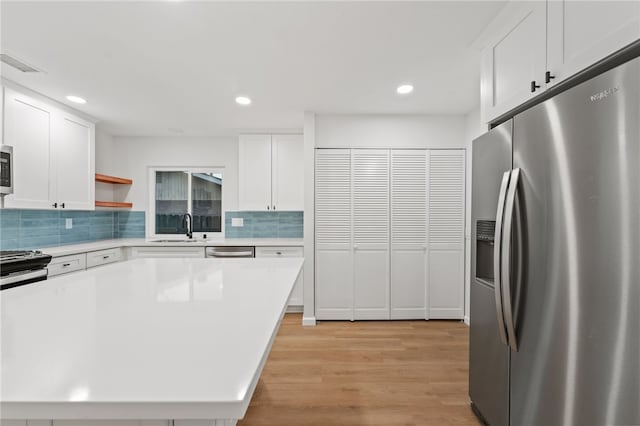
[302,316,317,326]
[286,305,304,313]
[463,315,470,326]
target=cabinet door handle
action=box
[52,202,58,208]
[273,205,276,210]
[530,81,541,93]
[545,71,555,84]
[61,203,65,208]
[267,205,270,210]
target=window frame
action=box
[147,166,225,240]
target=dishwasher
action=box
[205,246,255,258]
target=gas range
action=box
[1,250,53,290]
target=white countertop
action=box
[41,238,304,257]
[1,257,303,420]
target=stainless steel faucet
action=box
[182,213,193,239]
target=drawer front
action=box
[48,253,87,277]
[255,246,303,258]
[86,247,123,269]
[129,246,205,259]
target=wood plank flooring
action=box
[238,314,480,426]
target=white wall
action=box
[463,107,487,324]
[304,113,472,324]
[95,127,115,203]
[109,136,239,213]
[315,114,467,148]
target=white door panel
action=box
[55,114,94,210]
[315,149,353,320]
[354,248,389,319]
[481,2,547,122]
[238,134,272,211]
[352,150,389,320]
[428,250,464,319]
[3,89,54,209]
[391,249,428,319]
[547,1,640,86]
[390,150,428,319]
[428,150,465,319]
[315,248,353,320]
[272,134,304,211]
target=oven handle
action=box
[0,269,47,286]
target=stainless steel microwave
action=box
[0,145,13,195]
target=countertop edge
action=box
[41,238,304,257]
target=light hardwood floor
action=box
[238,314,481,426]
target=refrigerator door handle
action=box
[502,168,521,351]
[493,171,511,346]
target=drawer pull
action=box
[276,252,282,255]
[103,255,110,259]
[62,263,71,267]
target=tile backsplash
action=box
[0,209,145,250]
[225,211,303,238]
[0,209,302,250]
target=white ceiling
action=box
[1,1,506,137]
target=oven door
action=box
[0,269,47,290]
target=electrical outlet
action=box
[65,218,73,229]
[231,218,244,227]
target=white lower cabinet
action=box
[315,148,465,321]
[48,253,87,277]
[86,247,123,269]
[255,246,303,309]
[128,246,205,259]
[52,421,169,426]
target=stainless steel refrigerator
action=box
[469,54,640,425]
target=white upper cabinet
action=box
[481,2,547,123]
[238,134,272,211]
[480,0,640,124]
[3,87,95,210]
[54,113,95,210]
[238,134,303,211]
[3,88,54,209]
[272,134,304,211]
[547,1,640,88]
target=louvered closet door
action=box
[315,149,353,320]
[428,150,465,319]
[352,149,390,320]
[390,150,428,319]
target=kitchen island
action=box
[0,257,303,426]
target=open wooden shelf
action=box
[95,173,133,185]
[95,201,133,208]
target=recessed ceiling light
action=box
[235,96,251,106]
[396,84,414,95]
[66,95,87,104]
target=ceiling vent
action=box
[0,54,41,73]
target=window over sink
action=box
[148,167,224,239]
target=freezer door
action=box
[510,56,640,425]
[469,121,512,426]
